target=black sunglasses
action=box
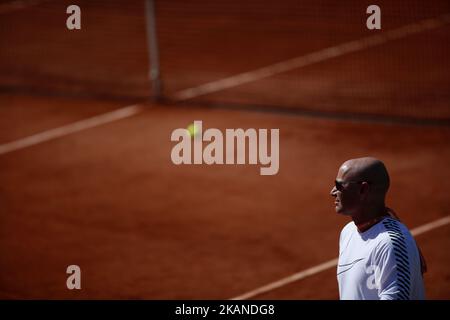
[334,180,369,191]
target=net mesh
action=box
[155,0,450,121]
[0,0,150,99]
[1,0,449,121]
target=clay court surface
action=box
[0,1,449,299]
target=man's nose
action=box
[330,186,337,197]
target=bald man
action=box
[331,157,425,300]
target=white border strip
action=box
[0,105,143,155]
[173,13,450,101]
[231,215,450,300]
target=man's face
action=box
[330,164,361,216]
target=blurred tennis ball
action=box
[187,123,199,137]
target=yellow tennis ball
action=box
[187,123,199,137]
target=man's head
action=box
[330,157,390,217]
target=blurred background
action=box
[0,0,449,299]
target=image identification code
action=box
[175,304,275,317]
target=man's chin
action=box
[335,207,349,215]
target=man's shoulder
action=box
[379,217,413,239]
[374,217,414,250]
[340,221,356,236]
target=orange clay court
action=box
[0,0,449,299]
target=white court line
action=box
[231,215,450,300]
[411,216,450,237]
[174,13,450,101]
[0,105,143,155]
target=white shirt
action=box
[337,217,425,300]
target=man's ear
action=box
[360,182,370,196]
